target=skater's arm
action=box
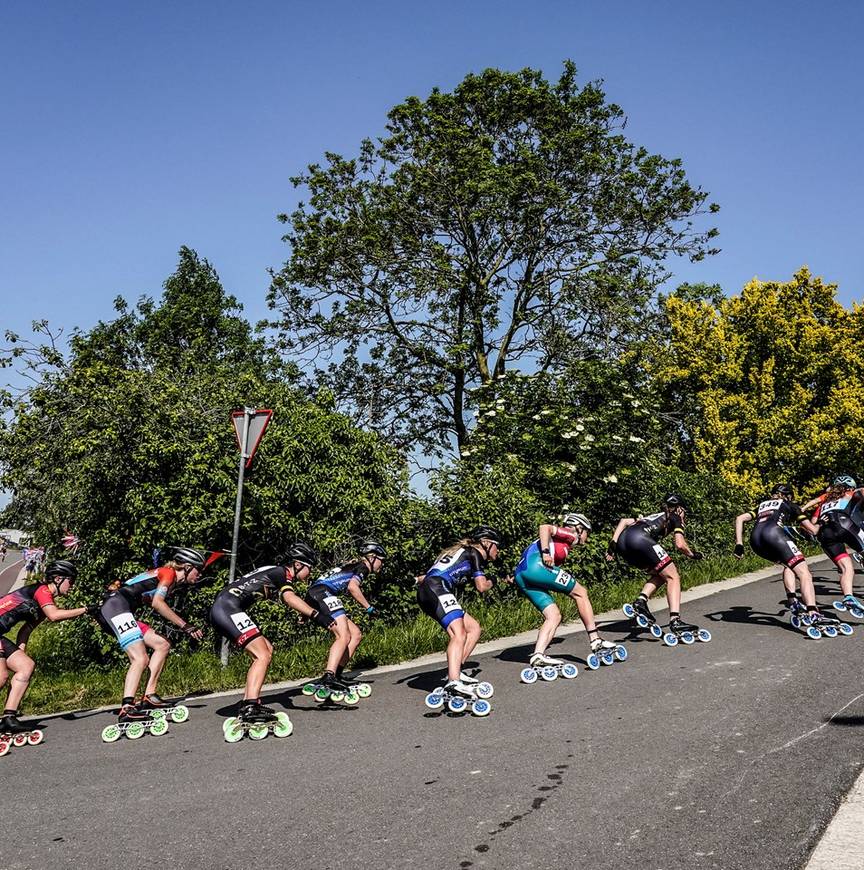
[606,518,634,561]
[279,588,330,627]
[733,512,753,557]
[800,517,819,536]
[538,524,555,567]
[473,574,494,593]
[150,591,203,640]
[14,621,34,651]
[673,531,699,558]
[800,496,821,512]
[346,577,373,611]
[39,602,87,622]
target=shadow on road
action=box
[827,715,864,727]
[703,604,800,634]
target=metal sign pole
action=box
[222,407,252,666]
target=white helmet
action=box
[561,512,591,531]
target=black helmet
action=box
[359,540,387,559]
[283,542,318,567]
[663,494,688,511]
[771,483,793,498]
[171,547,206,569]
[44,560,77,580]
[468,526,503,545]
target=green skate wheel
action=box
[356,683,372,699]
[101,724,122,743]
[343,692,360,706]
[313,687,329,703]
[150,708,167,720]
[223,719,245,743]
[170,705,190,724]
[330,690,345,703]
[273,713,293,738]
[150,718,169,737]
[126,722,146,740]
[301,683,317,696]
[248,723,269,740]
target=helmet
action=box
[663,494,688,511]
[561,512,591,531]
[359,540,387,559]
[771,483,793,498]
[283,542,318,567]
[468,526,503,545]
[44,560,77,580]
[171,547,206,569]
[834,475,857,489]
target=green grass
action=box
[18,553,770,715]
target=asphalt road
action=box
[0,556,23,596]
[3,559,864,870]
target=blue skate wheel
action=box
[475,681,494,699]
[851,609,864,619]
[790,615,801,629]
[586,654,601,671]
[635,614,649,628]
[800,614,813,626]
[614,646,628,661]
[823,625,838,638]
[650,623,663,639]
[839,623,854,636]
[447,696,467,714]
[471,699,491,717]
[663,633,678,647]
[806,626,822,640]
[680,632,695,645]
[697,629,712,642]
[520,668,538,684]
[541,666,558,681]
[561,663,579,679]
[424,692,445,710]
[622,603,635,618]
[833,601,846,612]
[601,652,615,666]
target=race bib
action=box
[230,611,256,632]
[786,541,801,556]
[110,612,141,643]
[554,570,573,588]
[323,595,343,613]
[431,548,464,571]
[437,593,461,614]
[653,545,669,561]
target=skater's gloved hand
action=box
[182,623,204,640]
[312,610,335,629]
[605,540,617,562]
[733,543,745,559]
[542,551,555,568]
[364,605,377,618]
[85,603,102,617]
[688,551,704,561]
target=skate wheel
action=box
[149,709,167,720]
[601,652,615,665]
[424,692,445,710]
[26,730,44,746]
[650,623,663,639]
[248,723,269,740]
[475,681,494,699]
[832,601,846,612]
[0,740,9,757]
[343,692,360,706]
[170,705,190,724]
[561,663,579,679]
[541,666,558,681]
[126,722,146,740]
[800,614,813,626]
[622,603,635,618]
[851,609,864,619]
[635,614,649,628]
[330,691,345,703]
[313,688,329,703]
[447,696,467,714]
[790,615,801,629]
[12,733,28,747]
[301,683,317,696]
[471,699,491,717]
[839,623,854,636]
[663,633,678,647]
[356,683,372,699]
[806,626,822,640]
[273,715,293,738]
[101,724,122,744]
[614,646,628,662]
[586,654,601,671]
[680,632,695,645]
[697,629,712,642]
[520,667,538,684]
[823,625,838,638]
[223,718,244,743]
[150,718,169,737]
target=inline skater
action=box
[734,483,832,630]
[96,547,207,726]
[0,561,86,735]
[210,543,328,725]
[303,541,386,698]
[801,476,864,613]
[514,513,621,669]
[416,527,501,700]
[607,495,705,639]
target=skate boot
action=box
[0,713,44,754]
[307,672,360,705]
[805,610,852,639]
[101,703,167,743]
[787,596,811,627]
[424,679,491,717]
[458,670,494,698]
[222,701,292,742]
[663,617,712,647]
[141,693,191,724]
[622,597,663,639]
[335,670,373,699]
[586,636,628,669]
[832,594,864,619]
[521,653,578,684]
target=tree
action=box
[652,267,864,495]
[269,62,719,458]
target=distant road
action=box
[0,555,24,596]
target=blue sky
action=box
[2,0,862,351]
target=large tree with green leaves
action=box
[269,61,719,457]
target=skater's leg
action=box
[325,616,352,673]
[793,562,817,607]
[639,577,659,599]
[3,650,35,712]
[835,554,854,597]
[142,630,170,695]
[122,640,149,701]
[658,564,681,614]
[780,566,798,599]
[569,582,599,634]
[534,603,562,656]
[445,617,469,681]
[242,636,273,701]
[345,618,363,660]
[460,612,483,663]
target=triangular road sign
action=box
[231,409,273,468]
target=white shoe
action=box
[445,679,477,698]
[530,653,564,666]
[590,638,616,653]
[458,671,479,684]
